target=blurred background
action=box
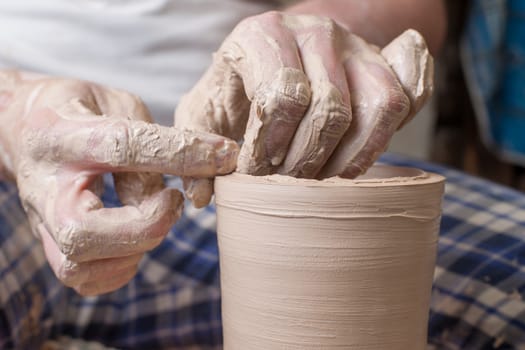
[389,0,525,192]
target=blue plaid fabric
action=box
[384,154,525,349]
[462,0,525,166]
[1,153,525,349]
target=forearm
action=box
[284,0,447,54]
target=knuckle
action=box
[324,86,351,121]
[319,16,339,35]
[296,15,344,38]
[55,220,85,259]
[101,121,131,167]
[256,68,311,121]
[370,67,412,118]
[366,78,410,120]
[382,87,410,118]
[145,216,171,241]
[323,105,351,137]
[312,84,351,137]
[20,127,45,159]
[19,109,63,162]
[81,119,131,166]
[56,260,82,286]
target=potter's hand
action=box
[175,12,433,207]
[0,74,238,295]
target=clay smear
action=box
[215,165,444,349]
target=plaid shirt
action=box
[1,153,525,349]
[462,0,525,165]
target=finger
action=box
[278,17,352,178]
[53,180,184,263]
[175,58,247,207]
[174,49,251,141]
[114,172,165,207]
[176,11,312,174]
[381,29,434,129]
[319,34,410,179]
[223,12,311,175]
[90,84,155,123]
[40,220,142,285]
[182,177,214,209]
[31,113,239,177]
[75,265,138,296]
[66,255,141,287]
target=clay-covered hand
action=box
[0,73,238,295]
[175,11,433,207]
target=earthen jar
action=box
[215,165,445,349]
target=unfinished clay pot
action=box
[215,165,445,349]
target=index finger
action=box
[225,12,312,175]
[28,113,239,177]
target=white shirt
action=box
[0,0,280,125]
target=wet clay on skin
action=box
[215,165,444,349]
[175,17,433,206]
[0,72,240,295]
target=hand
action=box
[175,11,433,207]
[0,74,238,295]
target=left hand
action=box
[0,75,238,295]
[175,11,433,207]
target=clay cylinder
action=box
[214,165,445,350]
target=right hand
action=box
[174,12,433,208]
[0,74,238,295]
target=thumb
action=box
[182,177,214,209]
[381,29,434,129]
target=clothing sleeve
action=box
[461,0,525,166]
[382,153,525,350]
[0,176,224,349]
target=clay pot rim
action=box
[221,165,445,188]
